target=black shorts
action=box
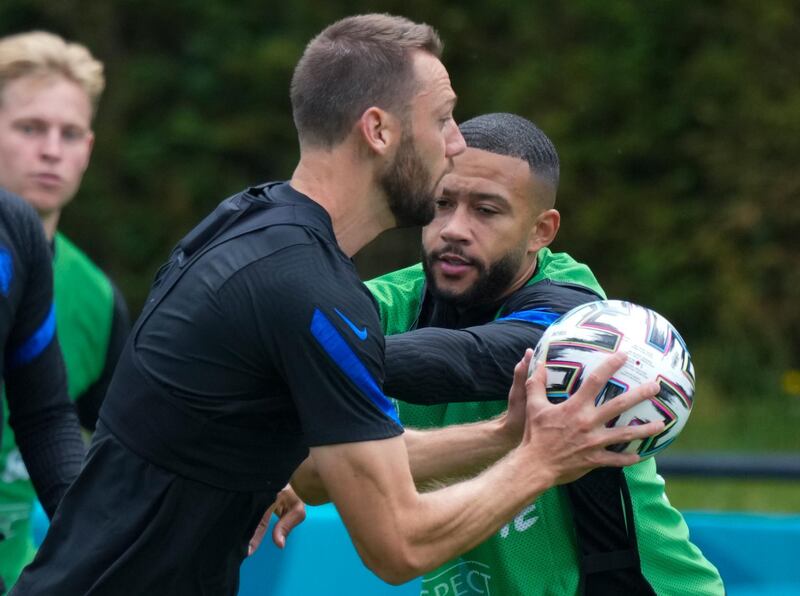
[11,423,275,596]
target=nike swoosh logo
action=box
[335,308,368,340]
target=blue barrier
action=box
[682,511,800,596]
[239,505,800,596]
[32,500,800,594]
[240,503,421,595]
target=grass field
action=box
[658,379,800,513]
[665,478,799,513]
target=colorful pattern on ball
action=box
[532,300,695,458]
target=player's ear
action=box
[528,209,560,252]
[82,130,95,170]
[357,107,399,157]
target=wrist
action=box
[491,412,519,453]
[504,446,555,501]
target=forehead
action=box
[0,74,92,124]
[442,147,534,200]
[410,51,456,111]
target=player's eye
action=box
[435,198,452,210]
[15,121,45,135]
[62,127,86,142]
[475,205,499,216]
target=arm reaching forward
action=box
[292,350,529,505]
[305,351,661,584]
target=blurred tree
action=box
[1,0,796,396]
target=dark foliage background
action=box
[3,0,799,400]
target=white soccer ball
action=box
[531,300,694,458]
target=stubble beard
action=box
[380,132,438,228]
[422,242,528,308]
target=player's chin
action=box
[432,275,474,301]
[26,190,69,211]
[432,265,460,282]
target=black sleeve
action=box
[5,339,85,518]
[4,215,85,518]
[75,281,131,431]
[222,240,403,446]
[384,282,601,405]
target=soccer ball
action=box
[531,300,694,458]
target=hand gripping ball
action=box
[531,300,695,458]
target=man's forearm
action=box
[384,325,538,404]
[312,435,552,585]
[5,341,86,517]
[13,402,85,517]
[406,417,513,488]
[291,415,515,504]
[310,355,662,585]
[392,446,552,579]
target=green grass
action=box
[659,379,800,513]
[665,478,800,513]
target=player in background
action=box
[0,32,130,589]
[0,189,85,595]
[13,15,662,595]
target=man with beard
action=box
[364,113,724,595]
[13,17,662,595]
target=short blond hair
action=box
[0,31,104,115]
